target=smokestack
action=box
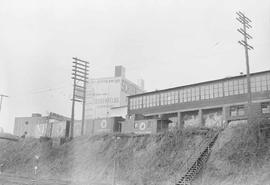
[137,79,144,90]
[114,66,125,78]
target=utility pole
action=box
[112,136,120,185]
[70,57,89,139]
[0,94,8,112]
[236,11,254,121]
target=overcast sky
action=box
[0,0,270,133]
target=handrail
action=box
[173,128,220,181]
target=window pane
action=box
[233,80,239,95]
[230,106,237,116]
[255,76,262,92]
[195,87,200,100]
[230,105,245,116]
[200,86,205,100]
[224,82,229,96]
[239,79,244,94]
[206,85,210,99]
[261,75,267,91]
[267,74,270,90]
[179,90,183,103]
[262,102,270,114]
[251,77,256,92]
[228,81,234,95]
[244,79,248,93]
[238,105,245,116]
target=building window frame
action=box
[230,105,245,117]
[261,102,270,114]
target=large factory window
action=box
[261,102,270,114]
[261,75,267,91]
[130,97,142,110]
[149,95,152,107]
[134,98,138,109]
[181,90,185,102]
[168,92,173,104]
[239,79,244,94]
[209,84,214,99]
[228,81,234,96]
[255,76,262,92]
[138,97,142,109]
[244,79,248,93]
[267,74,270,90]
[130,99,134,110]
[195,87,200,100]
[182,89,186,102]
[224,82,229,96]
[187,88,192,101]
[204,85,210,99]
[143,96,147,108]
[138,97,142,108]
[179,90,184,102]
[191,87,199,101]
[250,74,270,93]
[190,87,199,101]
[161,93,169,106]
[218,83,223,97]
[191,88,196,101]
[149,94,158,107]
[230,105,245,117]
[213,84,219,98]
[146,96,150,107]
[160,94,164,105]
[156,94,160,106]
[200,86,205,100]
[233,80,239,95]
[173,91,178,103]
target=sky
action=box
[0,0,270,133]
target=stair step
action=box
[175,132,220,185]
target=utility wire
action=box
[10,82,73,98]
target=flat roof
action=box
[129,69,270,98]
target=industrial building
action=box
[83,65,144,134]
[13,112,82,138]
[123,70,270,134]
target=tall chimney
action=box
[137,79,144,90]
[114,66,125,78]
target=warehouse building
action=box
[123,70,270,134]
[84,66,144,134]
[13,112,79,138]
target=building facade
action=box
[124,70,270,133]
[84,66,144,134]
[13,112,73,138]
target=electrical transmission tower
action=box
[0,94,8,112]
[236,11,253,119]
[70,57,89,139]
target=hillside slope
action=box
[0,128,213,185]
[195,120,270,185]
[0,121,269,185]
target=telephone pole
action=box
[70,57,89,139]
[236,11,253,121]
[0,94,8,112]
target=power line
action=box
[9,83,72,98]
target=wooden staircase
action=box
[175,130,220,185]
